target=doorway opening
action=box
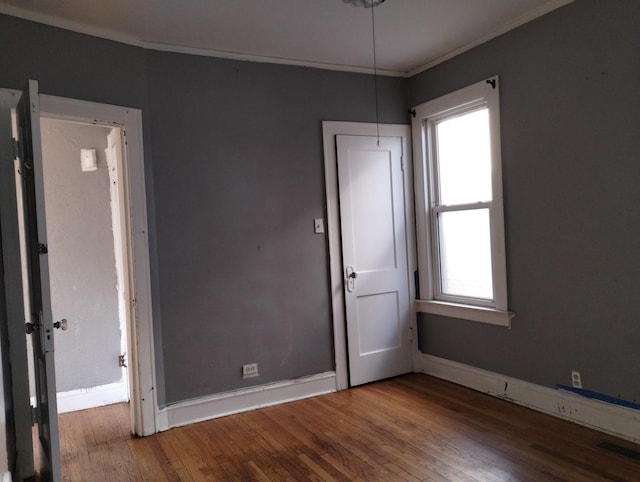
[0,87,157,479]
[12,116,132,471]
[41,119,130,414]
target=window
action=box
[412,77,512,326]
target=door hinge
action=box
[400,156,404,172]
[119,354,127,368]
[409,326,414,343]
[12,138,22,160]
[38,243,48,254]
[30,405,39,426]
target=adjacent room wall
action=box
[408,0,640,403]
[40,118,122,393]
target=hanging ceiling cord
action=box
[371,2,380,146]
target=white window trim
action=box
[412,76,513,327]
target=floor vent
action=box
[597,441,640,463]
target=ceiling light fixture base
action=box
[342,0,387,8]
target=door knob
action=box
[53,318,68,330]
[345,266,357,292]
[25,322,39,335]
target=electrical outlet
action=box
[571,370,582,389]
[243,363,259,379]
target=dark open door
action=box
[16,80,62,481]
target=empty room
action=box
[0,0,638,480]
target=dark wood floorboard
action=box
[57,374,640,481]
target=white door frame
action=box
[39,95,157,436]
[322,121,418,390]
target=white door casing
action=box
[322,122,417,390]
[38,94,157,436]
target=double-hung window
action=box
[412,76,512,326]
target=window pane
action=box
[438,209,493,300]
[436,108,492,205]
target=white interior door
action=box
[16,80,62,480]
[337,135,412,386]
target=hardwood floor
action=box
[58,374,640,481]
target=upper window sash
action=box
[428,104,492,208]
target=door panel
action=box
[348,148,397,271]
[16,80,62,480]
[337,135,412,386]
[356,292,400,354]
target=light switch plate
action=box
[314,218,325,234]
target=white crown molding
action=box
[416,353,640,444]
[406,0,575,77]
[0,1,573,79]
[143,41,405,77]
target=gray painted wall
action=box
[0,13,407,406]
[147,51,408,402]
[409,0,640,403]
[41,119,122,392]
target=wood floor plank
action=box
[308,406,431,480]
[126,437,173,481]
[56,374,640,481]
[154,430,197,480]
[222,417,299,481]
[349,386,533,481]
[233,413,308,480]
[309,395,479,481]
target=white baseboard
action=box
[415,353,640,444]
[156,371,337,431]
[56,378,129,414]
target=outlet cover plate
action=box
[571,370,582,389]
[243,363,259,379]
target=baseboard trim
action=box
[415,353,639,444]
[56,378,129,413]
[156,371,337,432]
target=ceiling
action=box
[0,0,572,77]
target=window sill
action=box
[415,300,514,327]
